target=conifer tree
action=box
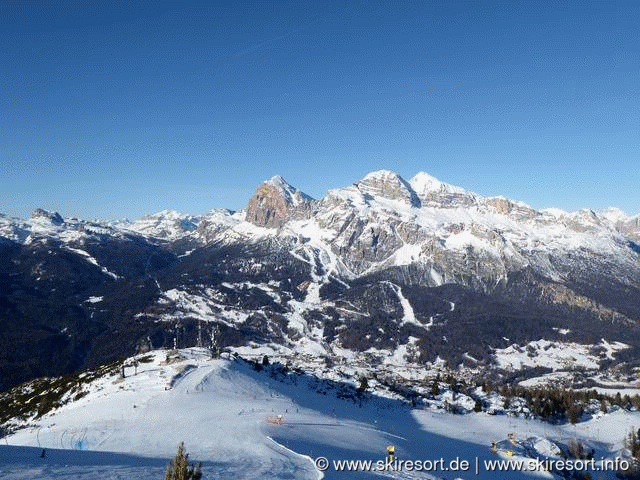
[357,375,368,393]
[430,376,440,396]
[164,442,202,480]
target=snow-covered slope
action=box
[112,210,200,241]
[0,209,124,245]
[2,348,639,479]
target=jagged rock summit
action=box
[246,175,314,228]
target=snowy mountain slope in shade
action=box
[3,348,639,479]
[5,350,320,479]
[0,446,168,480]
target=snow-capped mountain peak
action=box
[409,171,478,208]
[359,169,404,183]
[600,207,630,224]
[409,171,469,196]
[263,175,314,206]
[113,210,200,240]
[31,208,64,225]
[354,170,421,207]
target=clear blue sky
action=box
[1,0,638,220]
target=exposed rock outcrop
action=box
[246,176,315,228]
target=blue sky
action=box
[1,0,638,220]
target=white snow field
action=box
[1,349,638,479]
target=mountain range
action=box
[1,170,639,391]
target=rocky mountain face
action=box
[1,170,640,391]
[245,176,314,228]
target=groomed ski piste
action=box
[1,348,638,479]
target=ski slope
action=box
[1,349,638,479]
